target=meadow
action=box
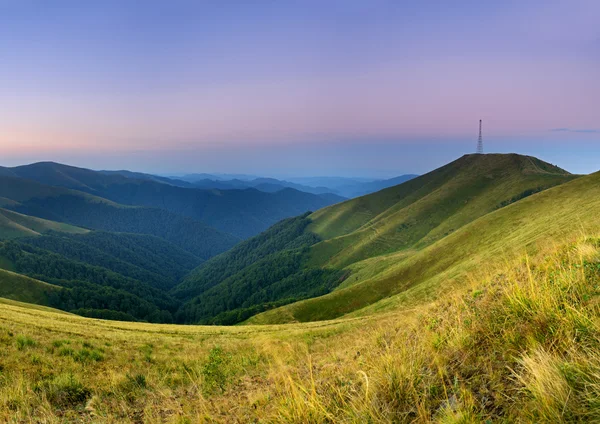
[1,233,599,422]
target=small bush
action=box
[16,335,36,350]
[42,373,91,408]
[52,339,71,348]
[74,348,104,363]
[58,346,75,357]
[201,346,233,395]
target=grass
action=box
[0,235,599,421]
[0,268,60,306]
[249,164,600,324]
[308,154,574,268]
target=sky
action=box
[0,0,598,178]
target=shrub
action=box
[201,346,232,395]
[15,335,36,350]
[42,373,91,408]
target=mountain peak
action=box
[456,153,571,176]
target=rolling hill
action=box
[5,162,343,238]
[0,268,60,306]
[2,196,600,422]
[249,156,596,323]
[0,175,238,258]
[175,154,577,324]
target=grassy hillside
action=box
[7,162,342,239]
[250,165,598,324]
[0,235,599,421]
[0,175,238,259]
[0,268,60,306]
[308,154,574,268]
[174,154,575,324]
[0,208,88,240]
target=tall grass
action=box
[271,237,600,422]
[0,236,599,422]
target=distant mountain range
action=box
[172,173,419,198]
[1,162,344,239]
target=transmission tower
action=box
[476,119,484,154]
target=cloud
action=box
[550,128,598,133]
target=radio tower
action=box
[476,119,484,154]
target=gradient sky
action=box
[1,0,598,177]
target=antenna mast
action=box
[476,119,484,154]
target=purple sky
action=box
[1,0,598,177]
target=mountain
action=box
[99,170,195,188]
[178,172,259,182]
[0,175,238,258]
[188,176,342,196]
[0,232,195,322]
[173,154,577,324]
[17,231,201,290]
[5,162,342,239]
[0,204,209,321]
[249,154,586,323]
[188,174,420,198]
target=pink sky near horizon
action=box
[0,0,598,174]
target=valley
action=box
[1,153,600,422]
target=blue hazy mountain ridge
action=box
[3,162,343,239]
[174,174,419,198]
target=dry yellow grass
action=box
[1,234,600,422]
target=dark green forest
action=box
[0,164,349,325]
[0,213,347,325]
[174,213,346,324]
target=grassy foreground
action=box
[1,234,600,422]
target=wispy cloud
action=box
[550,128,598,133]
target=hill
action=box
[0,268,60,306]
[6,162,343,239]
[0,208,88,240]
[0,175,238,258]
[1,233,599,422]
[308,154,573,267]
[250,156,593,323]
[175,154,576,324]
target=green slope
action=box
[0,268,60,306]
[308,154,575,268]
[249,165,600,324]
[175,153,576,324]
[18,231,201,291]
[0,208,88,240]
